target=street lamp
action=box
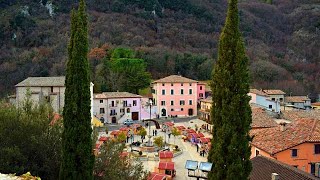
[147,99,153,146]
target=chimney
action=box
[279,122,287,132]
[272,173,279,180]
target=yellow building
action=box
[199,96,212,123]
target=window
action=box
[200,86,202,90]
[293,165,298,168]
[120,108,124,113]
[181,108,184,111]
[171,101,174,106]
[255,150,260,156]
[171,89,174,95]
[181,89,184,95]
[291,149,298,157]
[311,163,315,175]
[162,83,165,86]
[51,86,54,93]
[171,109,174,111]
[280,98,283,101]
[315,144,320,154]
[133,100,137,106]
[111,101,115,107]
[269,105,272,109]
[189,83,192,86]
[151,89,155,94]
[181,83,183,86]
[110,109,116,115]
[171,83,173,86]
[189,100,192,105]
[189,89,192,94]
[180,100,185,105]
[162,90,165,95]
[100,108,105,114]
[161,101,166,106]
[100,99,103,103]
[127,108,130,113]
[199,93,203,97]
[123,101,127,107]
[272,98,275,101]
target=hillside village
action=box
[1,0,319,179]
[6,74,320,179]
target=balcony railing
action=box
[123,104,132,107]
[110,113,117,116]
[109,104,117,108]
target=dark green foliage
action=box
[99,48,151,94]
[94,140,148,179]
[60,0,94,179]
[0,99,62,179]
[208,0,252,179]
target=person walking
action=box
[153,129,155,136]
[155,129,157,136]
[196,144,199,152]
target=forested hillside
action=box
[0,0,319,99]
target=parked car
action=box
[123,119,134,126]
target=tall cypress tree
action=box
[207,0,252,179]
[60,0,94,179]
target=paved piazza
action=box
[138,119,211,179]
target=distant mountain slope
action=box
[0,0,319,99]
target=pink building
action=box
[197,82,206,101]
[151,75,199,117]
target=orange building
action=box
[250,118,320,175]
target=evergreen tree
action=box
[207,0,252,179]
[60,0,94,179]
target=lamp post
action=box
[147,99,153,146]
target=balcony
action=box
[109,104,117,108]
[110,113,117,116]
[123,104,132,107]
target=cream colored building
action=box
[12,77,94,116]
[199,96,212,123]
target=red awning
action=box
[176,126,186,130]
[95,143,101,149]
[198,133,205,137]
[99,136,109,141]
[148,172,167,180]
[186,129,196,133]
[159,151,173,158]
[110,131,120,135]
[199,137,209,144]
[119,127,130,131]
[164,122,174,126]
[158,162,175,170]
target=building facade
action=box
[199,97,212,123]
[151,75,198,117]
[285,96,312,110]
[249,89,281,113]
[250,119,320,175]
[11,76,94,117]
[93,92,153,124]
[262,89,286,103]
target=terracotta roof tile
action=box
[251,118,320,155]
[282,110,320,121]
[250,89,269,97]
[250,156,318,180]
[285,96,310,103]
[16,76,65,87]
[251,106,278,128]
[94,92,142,99]
[153,75,197,83]
[262,89,286,95]
[312,102,320,106]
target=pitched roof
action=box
[282,110,320,121]
[94,92,142,99]
[285,96,310,103]
[312,102,320,106]
[16,77,65,87]
[250,156,318,180]
[250,89,269,97]
[263,89,286,95]
[153,75,197,83]
[251,106,278,128]
[250,118,320,155]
